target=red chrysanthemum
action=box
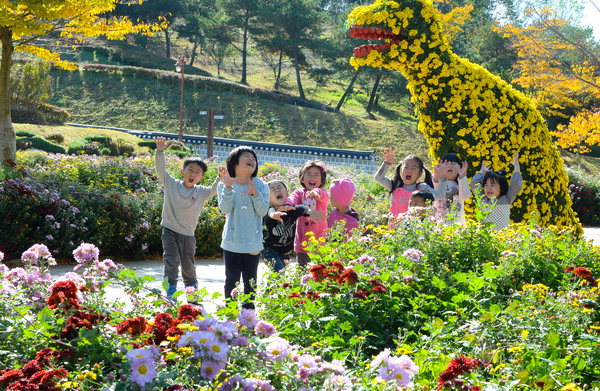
[338,269,359,285]
[148,313,178,345]
[116,316,148,336]
[353,289,369,300]
[372,285,387,293]
[573,267,593,279]
[21,361,42,377]
[309,264,328,281]
[564,266,574,273]
[177,304,202,322]
[330,261,346,272]
[0,369,23,385]
[29,369,68,386]
[437,356,488,390]
[47,280,80,310]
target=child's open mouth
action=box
[405,175,412,181]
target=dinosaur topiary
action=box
[346,0,581,232]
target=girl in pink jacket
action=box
[287,160,329,267]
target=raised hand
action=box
[381,147,396,164]
[306,189,322,199]
[511,151,520,172]
[480,161,490,174]
[219,167,234,188]
[154,137,169,151]
[433,161,447,181]
[243,179,257,196]
[458,161,469,178]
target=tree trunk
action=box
[274,49,283,90]
[294,52,305,100]
[240,15,249,85]
[335,69,361,112]
[190,38,200,66]
[165,28,171,59]
[366,73,382,113]
[0,27,15,165]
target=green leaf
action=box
[431,276,447,290]
[468,277,485,292]
[546,330,560,347]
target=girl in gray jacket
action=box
[218,146,269,308]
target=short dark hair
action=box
[483,171,509,197]
[226,146,259,178]
[440,152,461,164]
[268,180,287,190]
[410,189,435,204]
[183,157,207,173]
[298,160,327,188]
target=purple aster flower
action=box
[239,308,258,328]
[402,248,424,263]
[254,321,276,337]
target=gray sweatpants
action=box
[162,227,197,287]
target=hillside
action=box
[11,37,595,174]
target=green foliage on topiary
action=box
[137,140,157,149]
[16,136,66,154]
[15,130,35,137]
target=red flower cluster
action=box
[309,262,359,285]
[116,316,149,336]
[438,356,489,390]
[564,266,598,287]
[47,280,80,310]
[148,313,183,345]
[0,348,71,391]
[61,310,107,340]
[177,304,203,322]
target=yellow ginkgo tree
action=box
[496,7,600,154]
[0,0,165,165]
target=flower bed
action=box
[1,219,598,389]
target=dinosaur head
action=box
[346,0,449,72]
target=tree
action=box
[173,0,217,66]
[259,0,326,99]
[218,0,261,85]
[112,0,182,58]
[497,6,600,153]
[0,0,163,164]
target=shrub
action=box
[16,139,32,150]
[17,136,66,154]
[137,140,157,149]
[15,130,35,137]
[45,133,65,144]
[568,169,600,226]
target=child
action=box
[154,137,219,300]
[287,160,329,267]
[374,148,436,218]
[406,189,435,221]
[433,152,471,224]
[218,146,269,309]
[471,152,522,230]
[263,180,323,272]
[328,178,360,237]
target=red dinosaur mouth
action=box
[348,25,402,58]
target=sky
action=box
[578,0,600,40]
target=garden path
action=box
[49,228,600,313]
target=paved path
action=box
[49,228,600,312]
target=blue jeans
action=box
[262,247,289,272]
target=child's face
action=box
[401,159,421,185]
[444,161,460,181]
[268,181,288,207]
[409,196,427,208]
[484,178,501,199]
[408,196,428,220]
[301,167,323,190]
[181,163,204,188]
[235,152,257,176]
